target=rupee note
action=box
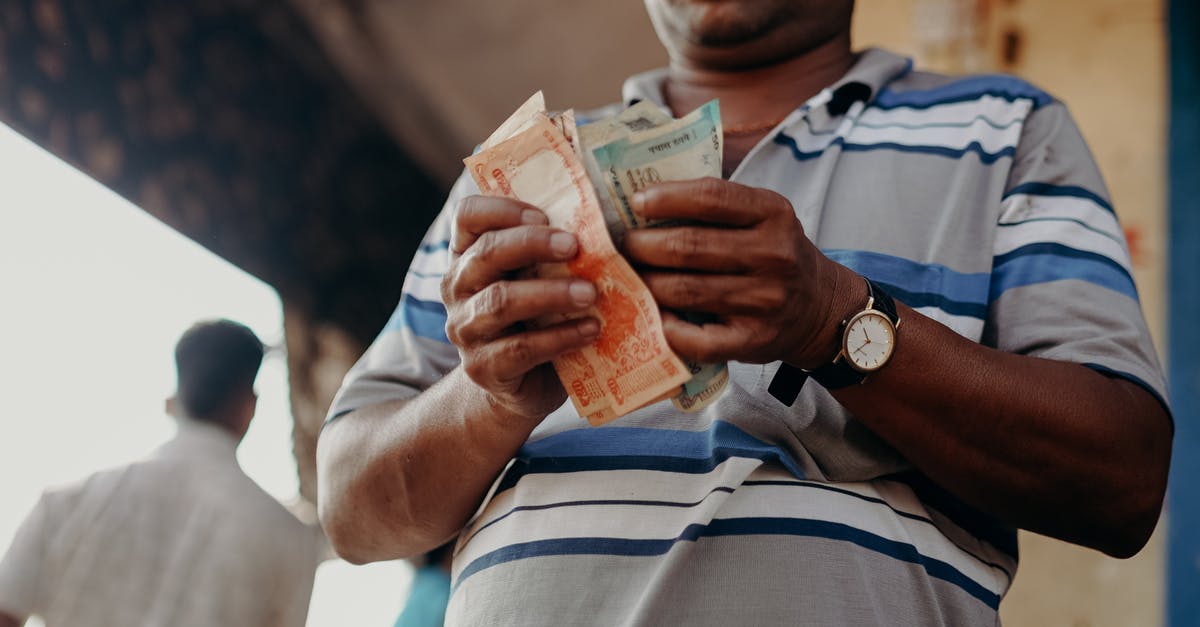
[464,111,691,423]
[583,99,730,412]
[588,99,723,231]
[577,101,674,241]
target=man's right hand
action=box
[442,195,600,422]
[319,194,600,562]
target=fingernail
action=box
[550,232,577,257]
[632,191,645,215]
[578,318,600,338]
[521,209,547,225]
[569,281,596,306]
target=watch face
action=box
[843,310,896,372]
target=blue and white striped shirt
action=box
[328,48,1166,625]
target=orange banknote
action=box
[464,109,690,423]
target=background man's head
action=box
[644,0,856,70]
[170,319,265,437]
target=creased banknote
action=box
[577,101,673,240]
[581,99,729,413]
[464,102,691,423]
[588,99,723,232]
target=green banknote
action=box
[578,101,674,238]
[589,99,722,232]
[582,99,729,412]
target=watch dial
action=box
[845,312,895,371]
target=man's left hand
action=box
[622,177,859,368]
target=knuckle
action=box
[750,284,787,311]
[754,189,794,225]
[444,324,462,347]
[502,337,535,368]
[692,343,722,364]
[765,190,792,214]
[443,258,477,301]
[443,310,460,342]
[441,264,461,302]
[443,308,468,346]
[475,283,509,318]
[667,230,704,261]
[519,225,548,254]
[454,196,485,232]
[762,242,798,269]
[698,177,727,206]
[671,276,703,305]
[454,195,477,224]
[473,231,499,264]
[462,357,489,384]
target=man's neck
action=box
[177,415,246,446]
[664,32,855,123]
[663,33,855,175]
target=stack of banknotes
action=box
[464,92,730,425]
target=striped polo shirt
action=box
[327,48,1167,625]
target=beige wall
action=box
[855,1,1168,625]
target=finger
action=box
[449,279,598,344]
[660,311,747,364]
[453,195,548,254]
[642,273,788,315]
[469,318,601,382]
[449,226,578,296]
[632,178,783,225]
[623,226,765,272]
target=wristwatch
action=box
[808,277,901,390]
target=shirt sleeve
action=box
[324,172,480,425]
[984,99,1169,413]
[0,496,50,620]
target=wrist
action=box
[788,262,868,369]
[451,370,547,465]
[443,368,534,432]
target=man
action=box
[318,1,1173,624]
[0,320,322,627]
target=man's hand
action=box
[319,194,601,562]
[443,195,600,421]
[622,177,859,369]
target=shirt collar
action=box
[804,48,913,129]
[619,47,913,124]
[159,417,240,460]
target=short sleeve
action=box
[325,172,479,424]
[0,496,50,619]
[985,100,1169,412]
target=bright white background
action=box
[0,124,411,625]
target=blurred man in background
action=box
[0,319,323,627]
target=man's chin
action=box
[691,24,777,49]
[681,5,783,48]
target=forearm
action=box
[834,299,1172,557]
[317,367,541,563]
[622,178,1170,557]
